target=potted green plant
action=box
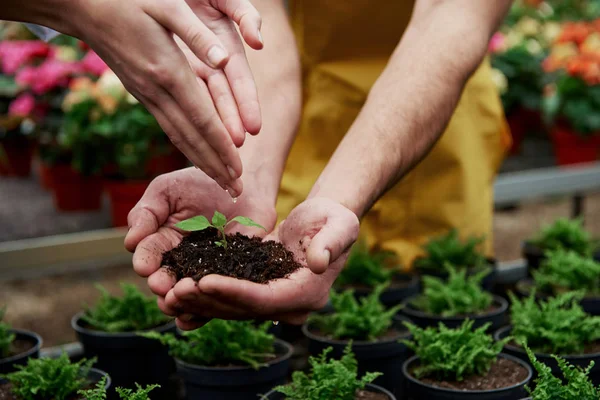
[78,376,159,400]
[399,265,508,331]
[302,284,409,395]
[402,320,532,399]
[412,230,496,289]
[521,345,600,399]
[0,353,110,399]
[0,309,41,375]
[494,290,600,385]
[264,344,396,400]
[334,240,419,307]
[143,319,293,400]
[517,249,600,314]
[522,218,600,270]
[71,284,175,392]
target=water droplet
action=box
[273,320,279,326]
[232,197,238,204]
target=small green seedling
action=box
[530,217,597,257]
[78,376,160,400]
[524,345,600,399]
[402,320,508,382]
[175,211,265,249]
[0,308,15,358]
[414,229,488,272]
[271,344,381,400]
[0,353,96,400]
[533,249,600,296]
[335,240,396,288]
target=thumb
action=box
[306,206,360,274]
[124,181,170,252]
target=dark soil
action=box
[355,390,389,400]
[6,339,34,358]
[414,358,529,391]
[162,228,302,284]
[0,383,90,400]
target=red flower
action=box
[80,50,108,77]
[16,59,81,95]
[9,93,35,117]
[0,40,50,75]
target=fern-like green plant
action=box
[402,320,508,381]
[533,249,600,296]
[271,344,381,400]
[411,265,493,317]
[335,240,395,288]
[509,290,600,355]
[142,319,275,369]
[308,284,403,341]
[524,345,600,399]
[0,308,15,358]
[414,230,488,272]
[530,218,597,257]
[78,376,160,400]
[82,283,170,333]
[0,353,96,400]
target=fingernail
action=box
[227,166,238,180]
[258,30,264,45]
[324,249,331,264]
[225,185,240,198]
[207,46,227,68]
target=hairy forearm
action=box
[308,0,511,217]
[239,1,302,205]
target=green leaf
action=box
[212,211,228,229]
[175,216,212,232]
[229,216,266,231]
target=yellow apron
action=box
[276,0,512,270]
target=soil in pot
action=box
[402,354,532,400]
[399,295,508,332]
[263,383,396,400]
[163,228,302,283]
[494,325,600,385]
[0,330,42,374]
[176,339,293,400]
[303,317,411,396]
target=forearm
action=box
[239,1,302,206]
[1,0,75,36]
[308,0,512,217]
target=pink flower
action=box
[0,40,50,74]
[488,32,507,53]
[16,59,81,95]
[9,93,35,117]
[80,50,108,76]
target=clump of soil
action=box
[162,228,302,284]
[414,358,529,391]
[6,339,34,358]
[355,390,389,400]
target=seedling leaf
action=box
[212,211,227,228]
[0,308,15,358]
[175,215,211,232]
[229,216,266,231]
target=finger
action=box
[198,274,276,314]
[148,1,229,68]
[216,0,264,50]
[306,208,360,274]
[157,296,179,317]
[132,230,181,277]
[148,267,176,297]
[206,73,245,147]
[176,317,209,331]
[270,311,311,325]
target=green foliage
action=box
[402,320,507,381]
[525,345,600,399]
[0,308,15,358]
[509,290,600,355]
[533,249,600,296]
[308,284,402,341]
[142,319,275,369]
[272,344,381,400]
[0,353,95,400]
[492,46,546,113]
[175,211,265,249]
[412,265,493,317]
[531,218,596,256]
[335,240,396,288]
[82,283,170,333]
[78,376,160,400]
[414,230,488,273]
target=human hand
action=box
[61,0,264,197]
[161,198,360,330]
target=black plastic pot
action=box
[515,278,600,316]
[398,295,508,332]
[72,312,176,393]
[402,354,532,400]
[176,339,293,400]
[415,260,497,291]
[302,316,411,396]
[494,325,600,385]
[0,329,42,374]
[351,273,420,307]
[522,241,600,271]
[262,383,396,399]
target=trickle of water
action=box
[273,320,279,326]
[232,197,238,204]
